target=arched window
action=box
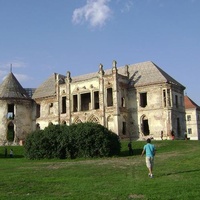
[7,122,14,142]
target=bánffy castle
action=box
[0,60,188,145]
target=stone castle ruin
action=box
[0,61,186,145]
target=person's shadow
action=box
[120,148,143,157]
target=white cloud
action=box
[72,0,112,28]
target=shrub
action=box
[24,123,121,159]
[24,125,70,159]
[68,122,121,158]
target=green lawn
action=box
[0,140,200,200]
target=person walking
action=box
[141,138,156,178]
[10,149,13,158]
[128,142,133,156]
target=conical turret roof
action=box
[0,72,30,99]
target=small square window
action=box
[187,115,191,121]
[188,128,192,134]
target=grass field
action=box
[0,140,200,200]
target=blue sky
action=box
[0,0,200,104]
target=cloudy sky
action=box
[0,0,200,104]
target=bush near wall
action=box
[24,123,121,160]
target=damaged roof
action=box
[32,61,185,99]
[71,61,185,88]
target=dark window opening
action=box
[175,95,178,108]
[62,96,66,113]
[94,91,99,109]
[36,104,40,118]
[81,93,91,111]
[7,122,14,142]
[187,115,191,121]
[107,88,113,107]
[163,90,166,107]
[188,128,192,134]
[142,118,149,136]
[121,97,125,107]
[73,95,78,112]
[177,118,181,136]
[167,89,171,106]
[7,104,14,119]
[122,122,126,135]
[140,92,147,107]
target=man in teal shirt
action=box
[141,138,156,178]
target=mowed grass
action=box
[0,140,200,200]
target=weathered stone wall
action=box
[0,99,34,145]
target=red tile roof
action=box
[184,96,200,109]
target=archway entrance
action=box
[141,115,149,136]
[7,122,14,142]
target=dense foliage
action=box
[24,123,121,159]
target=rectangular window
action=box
[188,128,192,134]
[36,104,40,118]
[140,92,147,108]
[73,95,78,112]
[122,122,126,135]
[49,103,53,114]
[180,96,183,106]
[187,115,191,121]
[121,97,125,107]
[94,91,99,109]
[7,104,14,119]
[81,93,91,111]
[163,90,166,107]
[107,88,113,107]
[62,96,66,113]
[175,95,178,108]
[167,89,171,106]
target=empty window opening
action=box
[7,104,14,119]
[121,97,125,107]
[107,88,113,107]
[122,122,126,135]
[94,91,99,109]
[188,128,192,134]
[49,103,54,114]
[73,95,78,112]
[7,122,14,142]
[142,116,149,136]
[81,93,91,111]
[187,115,191,121]
[36,104,40,118]
[180,97,182,106]
[140,92,147,108]
[167,89,171,106]
[175,95,178,108]
[62,96,66,113]
[163,90,166,107]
